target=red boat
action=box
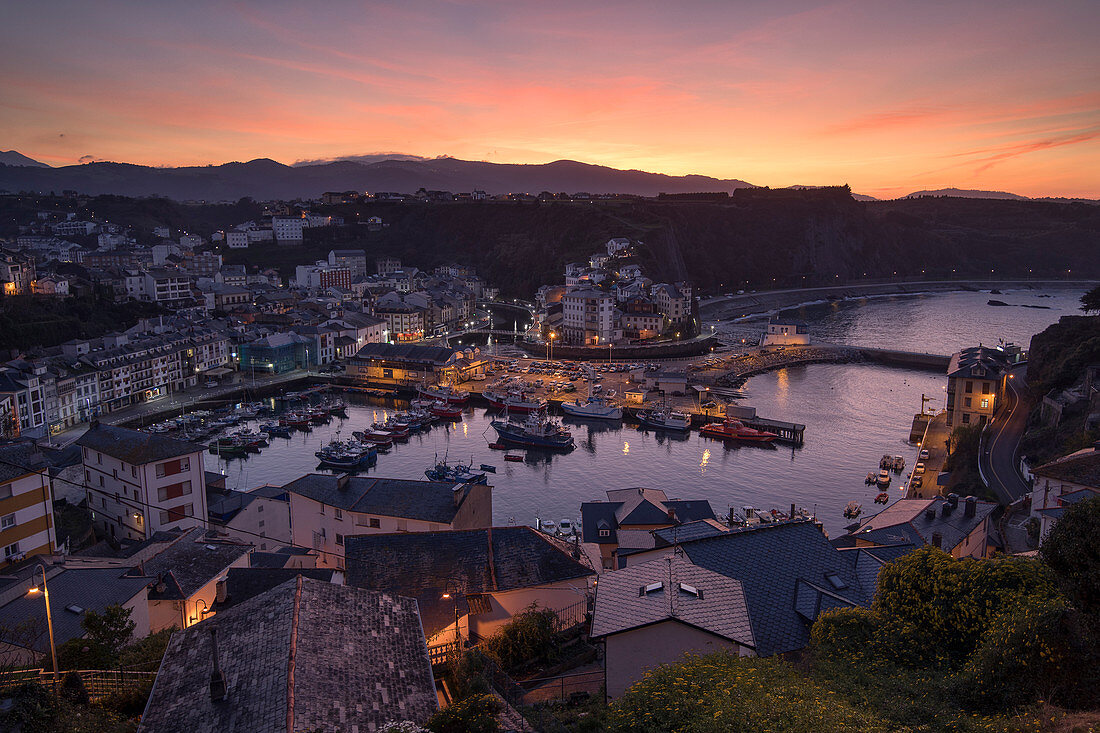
[483,389,546,414]
[417,385,469,406]
[429,401,463,419]
[700,419,778,443]
[504,454,524,462]
[280,412,311,428]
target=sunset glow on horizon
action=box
[2,0,1098,198]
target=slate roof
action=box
[281,473,474,523]
[138,578,438,733]
[591,556,754,648]
[344,527,594,637]
[0,442,48,483]
[352,342,457,365]
[128,528,251,600]
[206,489,259,523]
[0,568,150,653]
[662,521,869,657]
[213,568,337,610]
[653,519,731,546]
[1033,449,1100,489]
[581,489,716,544]
[838,497,997,552]
[76,423,204,465]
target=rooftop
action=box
[212,567,338,610]
[351,342,457,364]
[138,577,437,733]
[126,528,252,600]
[1032,447,1100,489]
[281,474,478,524]
[75,423,204,466]
[837,496,997,552]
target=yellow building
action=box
[945,346,1009,428]
[0,444,57,567]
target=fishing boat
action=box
[322,400,348,417]
[352,430,394,449]
[307,408,330,425]
[865,472,877,485]
[537,518,558,534]
[427,401,463,419]
[504,453,524,462]
[560,395,623,420]
[479,464,497,473]
[316,440,377,470]
[259,422,293,439]
[280,412,311,429]
[424,459,489,484]
[874,492,890,504]
[208,439,250,458]
[634,407,692,432]
[483,388,547,414]
[491,409,575,450]
[700,418,778,443]
[417,384,469,405]
[876,470,892,488]
[843,501,863,519]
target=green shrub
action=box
[95,680,155,717]
[479,605,558,670]
[427,693,501,733]
[1040,496,1100,621]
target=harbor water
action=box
[211,286,1087,535]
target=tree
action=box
[1080,285,1100,313]
[1040,495,1100,620]
[80,605,135,659]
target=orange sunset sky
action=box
[2,0,1098,198]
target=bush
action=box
[427,693,501,733]
[607,652,891,733]
[1040,496,1100,621]
[60,671,89,706]
[479,605,558,670]
[117,628,175,671]
[55,638,111,671]
[440,649,492,702]
[95,680,155,717]
[955,598,1100,711]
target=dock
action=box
[738,416,805,445]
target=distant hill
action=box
[0,150,49,168]
[0,156,754,201]
[904,188,1029,200]
[787,184,877,202]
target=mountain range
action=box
[0,150,1091,203]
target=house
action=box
[272,215,305,243]
[561,287,616,345]
[206,484,291,551]
[832,494,998,558]
[1028,443,1100,541]
[946,346,1011,428]
[653,283,689,325]
[280,473,492,569]
[0,443,57,567]
[621,521,872,658]
[327,249,368,279]
[76,423,209,542]
[345,526,594,644]
[127,527,252,631]
[346,342,488,386]
[761,318,810,348]
[0,567,152,666]
[137,577,438,733]
[592,556,755,697]
[581,488,717,570]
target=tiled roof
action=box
[0,442,48,483]
[75,423,203,465]
[138,578,437,733]
[281,474,474,523]
[653,519,731,546]
[591,556,754,648]
[1033,449,1100,489]
[344,527,594,637]
[352,342,457,364]
[581,489,716,544]
[128,528,251,599]
[213,567,337,610]
[670,521,869,657]
[841,497,997,552]
[0,568,150,653]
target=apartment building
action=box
[225,231,249,249]
[0,249,36,295]
[272,216,306,243]
[0,444,57,568]
[562,286,616,345]
[77,423,209,542]
[328,249,368,279]
[945,346,1010,428]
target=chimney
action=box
[924,507,936,521]
[452,484,469,507]
[155,573,166,594]
[931,532,942,549]
[336,473,350,491]
[209,628,227,702]
[964,496,977,518]
[948,493,959,508]
[666,507,676,523]
[215,579,227,604]
[941,501,952,516]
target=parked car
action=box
[919,449,930,460]
[204,379,218,388]
[913,462,926,475]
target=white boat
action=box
[538,518,558,534]
[876,470,891,487]
[560,396,623,420]
[558,518,574,535]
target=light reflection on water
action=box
[213,288,1082,535]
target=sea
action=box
[208,285,1087,535]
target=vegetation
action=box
[479,606,560,671]
[1040,496,1100,622]
[0,291,166,350]
[944,424,996,500]
[426,693,501,733]
[1080,285,1100,313]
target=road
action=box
[980,364,1033,504]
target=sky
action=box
[2,0,1098,198]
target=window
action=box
[965,381,973,393]
[4,542,20,558]
[336,533,344,546]
[180,457,189,471]
[980,398,989,409]
[982,383,991,395]
[0,484,10,501]
[258,520,265,528]
[962,413,971,424]
[157,480,191,503]
[99,476,104,487]
[257,504,264,513]
[334,508,342,520]
[369,518,380,529]
[97,452,102,464]
[1,514,15,529]
[131,466,138,478]
[159,503,193,524]
[964,397,972,408]
[599,529,610,537]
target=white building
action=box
[562,287,616,345]
[77,423,209,542]
[273,216,306,243]
[179,234,203,248]
[51,221,96,236]
[606,237,632,256]
[761,318,810,347]
[225,231,249,249]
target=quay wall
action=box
[517,337,718,361]
[715,344,949,385]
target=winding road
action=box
[980,363,1032,504]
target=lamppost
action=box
[441,580,462,645]
[26,565,58,683]
[548,331,557,362]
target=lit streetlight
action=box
[26,565,58,683]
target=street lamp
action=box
[441,580,462,644]
[26,565,58,683]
